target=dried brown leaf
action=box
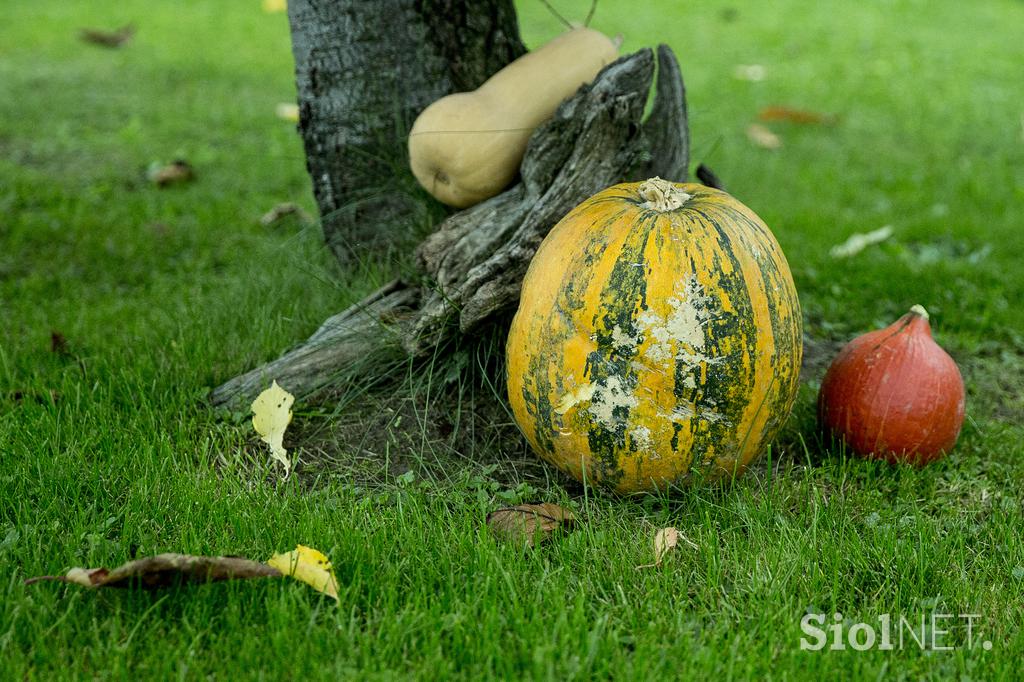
[49,330,85,373]
[8,389,60,405]
[487,503,576,547]
[746,123,782,150]
[758,106,838,125]
[79,24,135,48]
[637,526,698,569]
[50,331,69,355]
[25,554,281,589]
[148,160,195,188]
[260,202,313,228]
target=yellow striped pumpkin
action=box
[506,178,802,493]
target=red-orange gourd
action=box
[817,305,965,465]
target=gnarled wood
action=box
[634,44,689,182]
[288,0,524,262]
[212,47,689,408]
[210,282,418,406]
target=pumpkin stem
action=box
[638,177,691,212]
[909,304,930,320]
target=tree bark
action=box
[287,0,525,262]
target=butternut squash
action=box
[408,28,618,208]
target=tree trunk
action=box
[287,0,525,262]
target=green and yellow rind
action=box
[506,182,803,493]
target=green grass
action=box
[3,0,1024,678]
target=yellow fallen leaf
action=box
[267,545,339,600]
[251,380,294,473]
[746,123,782,150]
[262,0,287,12]
[275,102,299,122]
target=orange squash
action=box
[818,305,965,465]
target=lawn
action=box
[2,0,1023,678]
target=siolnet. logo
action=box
[800,612,991,652]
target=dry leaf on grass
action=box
[49,330,85,373]
[830,225,894,258]
[260,202,312,227]
[275,103,299,122]
[487,503,576,547]
[267,545,339,601]
[25,554,280,589]
[653,527,678,564]
[251,380,294,473]
[26,545,339,601]
[262,0,287,13]
[148,160,195,188]
[733,64,766,82]
[50,331,69,355]
[746,123,782,150]
[758,106,838,125]
[636,527,698,569]
[79,24,135,48]
[8,389,60,405]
